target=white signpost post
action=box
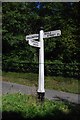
[26,28,61,101]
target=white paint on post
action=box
[38,29,45,93]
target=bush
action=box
[2,59,80,78]
[45,60,64,76]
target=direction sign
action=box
[26,34,39,41]
[29,39,40,48]
[26,30,61,41]
[44,30,61,38]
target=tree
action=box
[2,2,80,76]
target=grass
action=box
[2,72,38,87]
[45,76,79,93]
[2,93,80,120]
[0,55,2,76]
[2,71,79,94]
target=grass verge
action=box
[2,71,79,94]
[2,93,80,120]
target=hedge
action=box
[2,59,80,78]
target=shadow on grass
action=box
[2,111,26,120]
[2,103,80,120]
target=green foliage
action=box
[2,2,80,78]
[45,60,79,78]
[2,60,80,78]
[2,93,80,120]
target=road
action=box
[1,81,80,104]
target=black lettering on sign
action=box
[47,34,56,37]
[27,35,38,39]
[44,32,51,35]
[57,33,60,36]
[27,37,30,39]
[33,41,38,46]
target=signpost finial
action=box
[40,26,44,30]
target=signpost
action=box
[26,28,61,101]
[26,30,61,41]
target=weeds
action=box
[2,93,80,120]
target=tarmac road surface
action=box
[1,81,80,104]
